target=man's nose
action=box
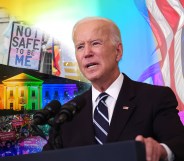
[84,45,93,58]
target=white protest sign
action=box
[8,23,43,70]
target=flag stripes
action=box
[135,0,184,110]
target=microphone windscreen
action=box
[54,96,86,124]
[45,100,62,116]
[32,100,61,125]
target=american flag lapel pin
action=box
[122,106,129,110]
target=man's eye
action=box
[77,45,84,50]
[93,42,100,46]
[92,41,102,46]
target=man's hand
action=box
[135,135,167,161]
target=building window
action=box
[10,90,13,97]
[64,91,70,100]
[21,106,24,110]
[45,91,50,99]
[10,103,13,109]
[32,91,35,97]
[19,98,25,104]
[54,90,59,100]
[21,90,24,97]
[32,102,35,110]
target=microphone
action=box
[54,96,86,125]
[32,100,61,125]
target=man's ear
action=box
[116,43,123,61]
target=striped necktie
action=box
[93,92,109,144]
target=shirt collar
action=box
[92,73,124,102]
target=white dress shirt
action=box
[91,73,174,161]
[92,73,124,124]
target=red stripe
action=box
[180,0,184,8]
[156,0,180,33]
[148,10,167,69]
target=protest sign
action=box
[8,22,43,70]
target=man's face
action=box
[73,20,122,83]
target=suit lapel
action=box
[107,74,136,142]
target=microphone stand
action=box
[31,124,48,141]
[30,120,63,149]
[30,118,64,150]
[42,117,64,149]
[44,99,85,150]
[51,108,77,149]
[47,111,71,149]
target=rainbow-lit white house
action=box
[0,73,77,111]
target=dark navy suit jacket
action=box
[43,74,184,161]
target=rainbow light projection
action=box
[0,73,77,111]
[1,73,43,111]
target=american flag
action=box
[135,0,184,111]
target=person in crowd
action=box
[3,141,16,156]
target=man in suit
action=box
[43,17,184,161]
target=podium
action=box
[0,141,145,161]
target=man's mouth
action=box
[86,63,99,69]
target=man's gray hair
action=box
[72,16,122,46]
